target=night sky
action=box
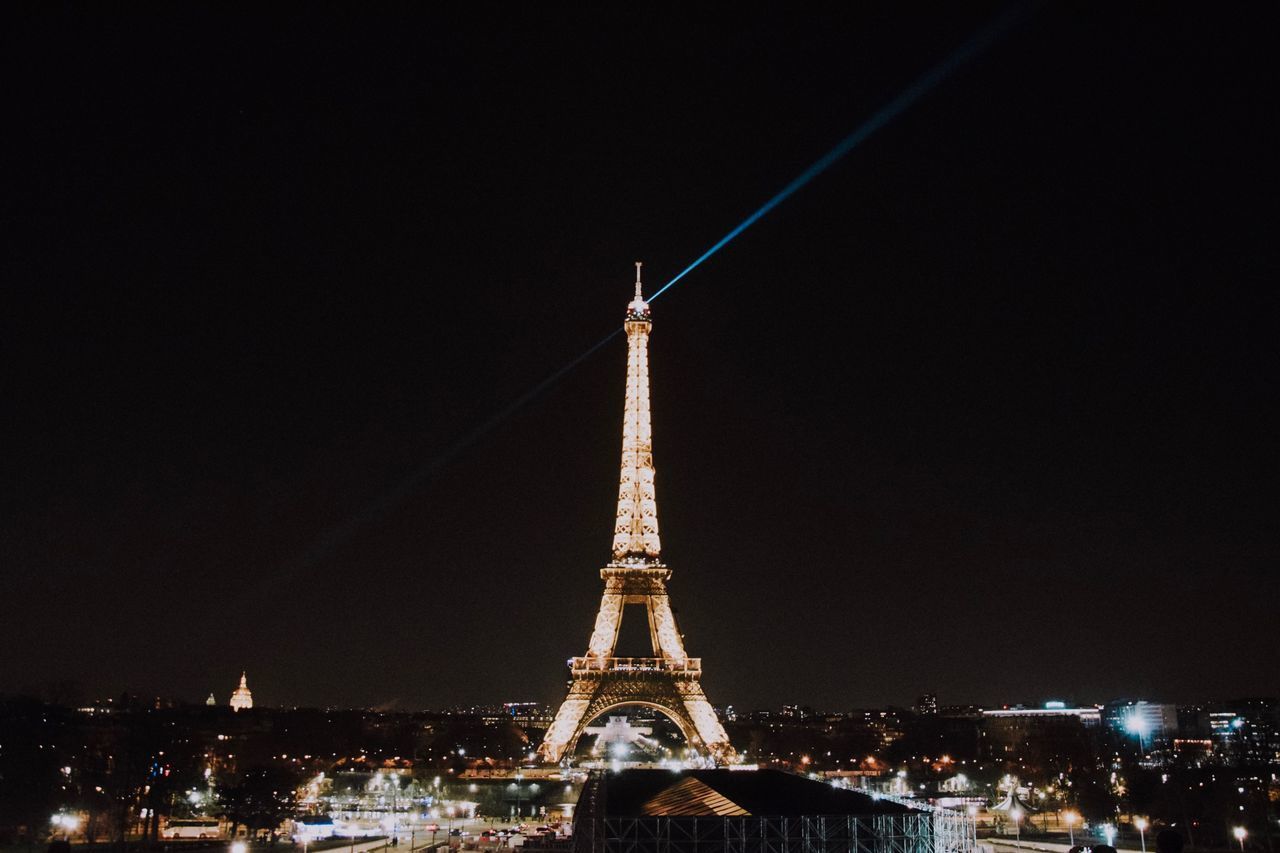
[4,5,1277,713]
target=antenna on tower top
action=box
[634,261,643,299]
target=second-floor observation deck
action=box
[569,656,702,676]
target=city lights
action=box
[4,6,1274,853]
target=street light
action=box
[1233,827,1247,852]
[1125,713,1152,754]
[1135,818,1148,853]
[1011,807,1023,849]
[50,814,81,836]
[1063,811,1079,847]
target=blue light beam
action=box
[276,3,1034,578]
[647,1,1034,305]
[293,326,622,572]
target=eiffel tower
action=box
[537,264,734,765]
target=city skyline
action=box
[19,673,1280,720]
[5,5,1277,712]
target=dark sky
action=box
[4,5,1277,713]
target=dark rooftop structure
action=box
[570,769,970,853]
[598,769,922,817]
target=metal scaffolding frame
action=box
[571,775,978,853]
[867,792,977,853]
[574,813,957,853]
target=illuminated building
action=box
[537,265,733,765]
[981,704,1100,764]
[1101,699,1177,745]
[1207,698,1280,763]
[229,671,253,711]
[582,715,655,756]
[503,702,554,729]
[983,704,1102,727]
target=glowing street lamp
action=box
[1063,811,1079,847]
[1233,827,1247,852]
[1135,818,1148,853]
[50,814,81,835]
[1011,807,1023,849]
[1125,712,1152,753]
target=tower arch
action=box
[566,699,701,759]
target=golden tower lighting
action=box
[536,264,734,765]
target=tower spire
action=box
[613,264,660,562]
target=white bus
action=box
[163,819,222,839]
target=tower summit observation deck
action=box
[537,264,734,765]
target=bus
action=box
[162,819,222,839]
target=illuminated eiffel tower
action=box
[537,264,734,765]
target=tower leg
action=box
[537,681,594,764]
[586,593,624,659]
[647,594,688,663]
[681,690,735,762]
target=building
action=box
[981,704,1101,765]
[1208,698,1280,764]
[229,672,253,711]
[569,769,968,853]
[1101,700,1178,747]
[982,704,1101,726]
[504,702,554,730]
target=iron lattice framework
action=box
[537,265,734,765]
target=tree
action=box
[0,698,72,849]
[1072,768,1119,824]
[216,767,300,842]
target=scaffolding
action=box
[865,792,977,853]
[571,776,978,853]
